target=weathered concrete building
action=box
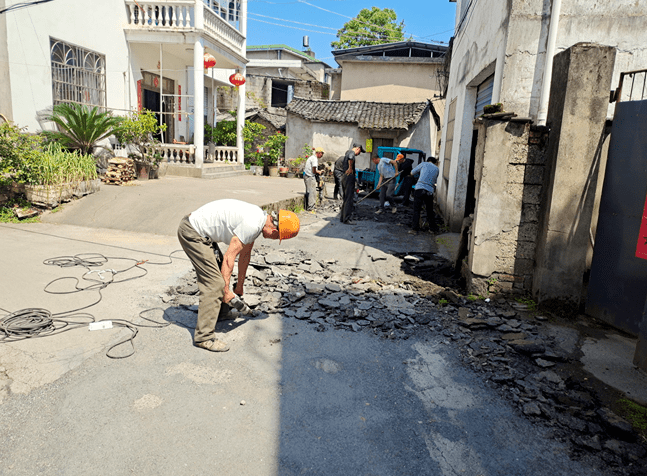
[285,98,440,170]
[330,41,448,156]
[217,44,330,111]
[440,0,647,232]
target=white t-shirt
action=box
[378,157,396,179]
[303,154,318,178]
[189,199,266,245]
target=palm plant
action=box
[45,103,122,156]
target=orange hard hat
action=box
[278,209,300,242]
[396,153,405,161]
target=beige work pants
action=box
[177,215,225,343]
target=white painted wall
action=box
[5,0,129,130]
[439,0,647,231]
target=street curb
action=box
[261,196,305,214]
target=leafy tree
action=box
[114,109,167,166]
[45,103,123,156]
[331,7,405,50]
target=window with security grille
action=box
[50,38,106,109]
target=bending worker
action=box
[304,147,324,211]
[177,199,300,352]
[410,157,440,234]
[373,153,400,214]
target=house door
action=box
[141,71,175,143]
[585,98,647,336]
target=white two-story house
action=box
[0,0,249,174]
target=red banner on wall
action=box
[636,191,647,259]
[137,80,142,111]
[178,84,182,121]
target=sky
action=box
[246,0,458,66]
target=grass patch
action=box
[438,298,449,306]
[0,197,40,223]
[515,296,537,311]
[618,398,647,433]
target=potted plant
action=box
[263,131,287,177]
[114,109,166,180]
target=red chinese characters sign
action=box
[636,191,647,259]
[137,80,142,111]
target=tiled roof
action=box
[255,109,286,129]
[286,98,430,130]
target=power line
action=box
[248,12,338,30]
[0,0,54,14]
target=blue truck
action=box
[355,146,427,196]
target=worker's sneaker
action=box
[384,201,390,207]
[375,208,383,214]
[344,219,357,225]
[391,207,397,214]
[194,338,230,352]
[408,230,419,235]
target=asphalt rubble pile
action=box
[163,245,647,475]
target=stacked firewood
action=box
[102,158,135,185]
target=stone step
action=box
[201,164,251,179]
[202,170,253,180]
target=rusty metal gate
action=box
[586,70,647,335]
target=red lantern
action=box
[229,72,246,87]
[203,53,216,70]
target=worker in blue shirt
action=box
[410,156,440,233]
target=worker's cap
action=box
[396,153,405,161]
[352,143,366,153]
[314,147,325,154]
[272,209,300,243]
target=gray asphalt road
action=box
[0,311,604,475]
[0,190,611,475]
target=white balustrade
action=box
[148,144,196,165]
[203,6,244,53]
[124,1,244,56]
[204,145,238,163]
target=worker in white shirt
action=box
[177,199,300,352]
[303,147,324,211]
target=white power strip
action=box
[89,321,113,331]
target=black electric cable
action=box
[0,250,185,359]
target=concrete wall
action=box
[466,120,548,296]
[340,61,443,100]
[439,0,647,232]
[533,43,617,308]
[329,70,342,100]
[285,111,435,170]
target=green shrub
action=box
[44,103,122,155]
[0,121,43,187]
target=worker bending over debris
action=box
[177,199,300,352]
[410,157,440,234]
[373,153,401,215]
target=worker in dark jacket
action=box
[340,143,365,224]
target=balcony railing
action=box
[124,0,244,56]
